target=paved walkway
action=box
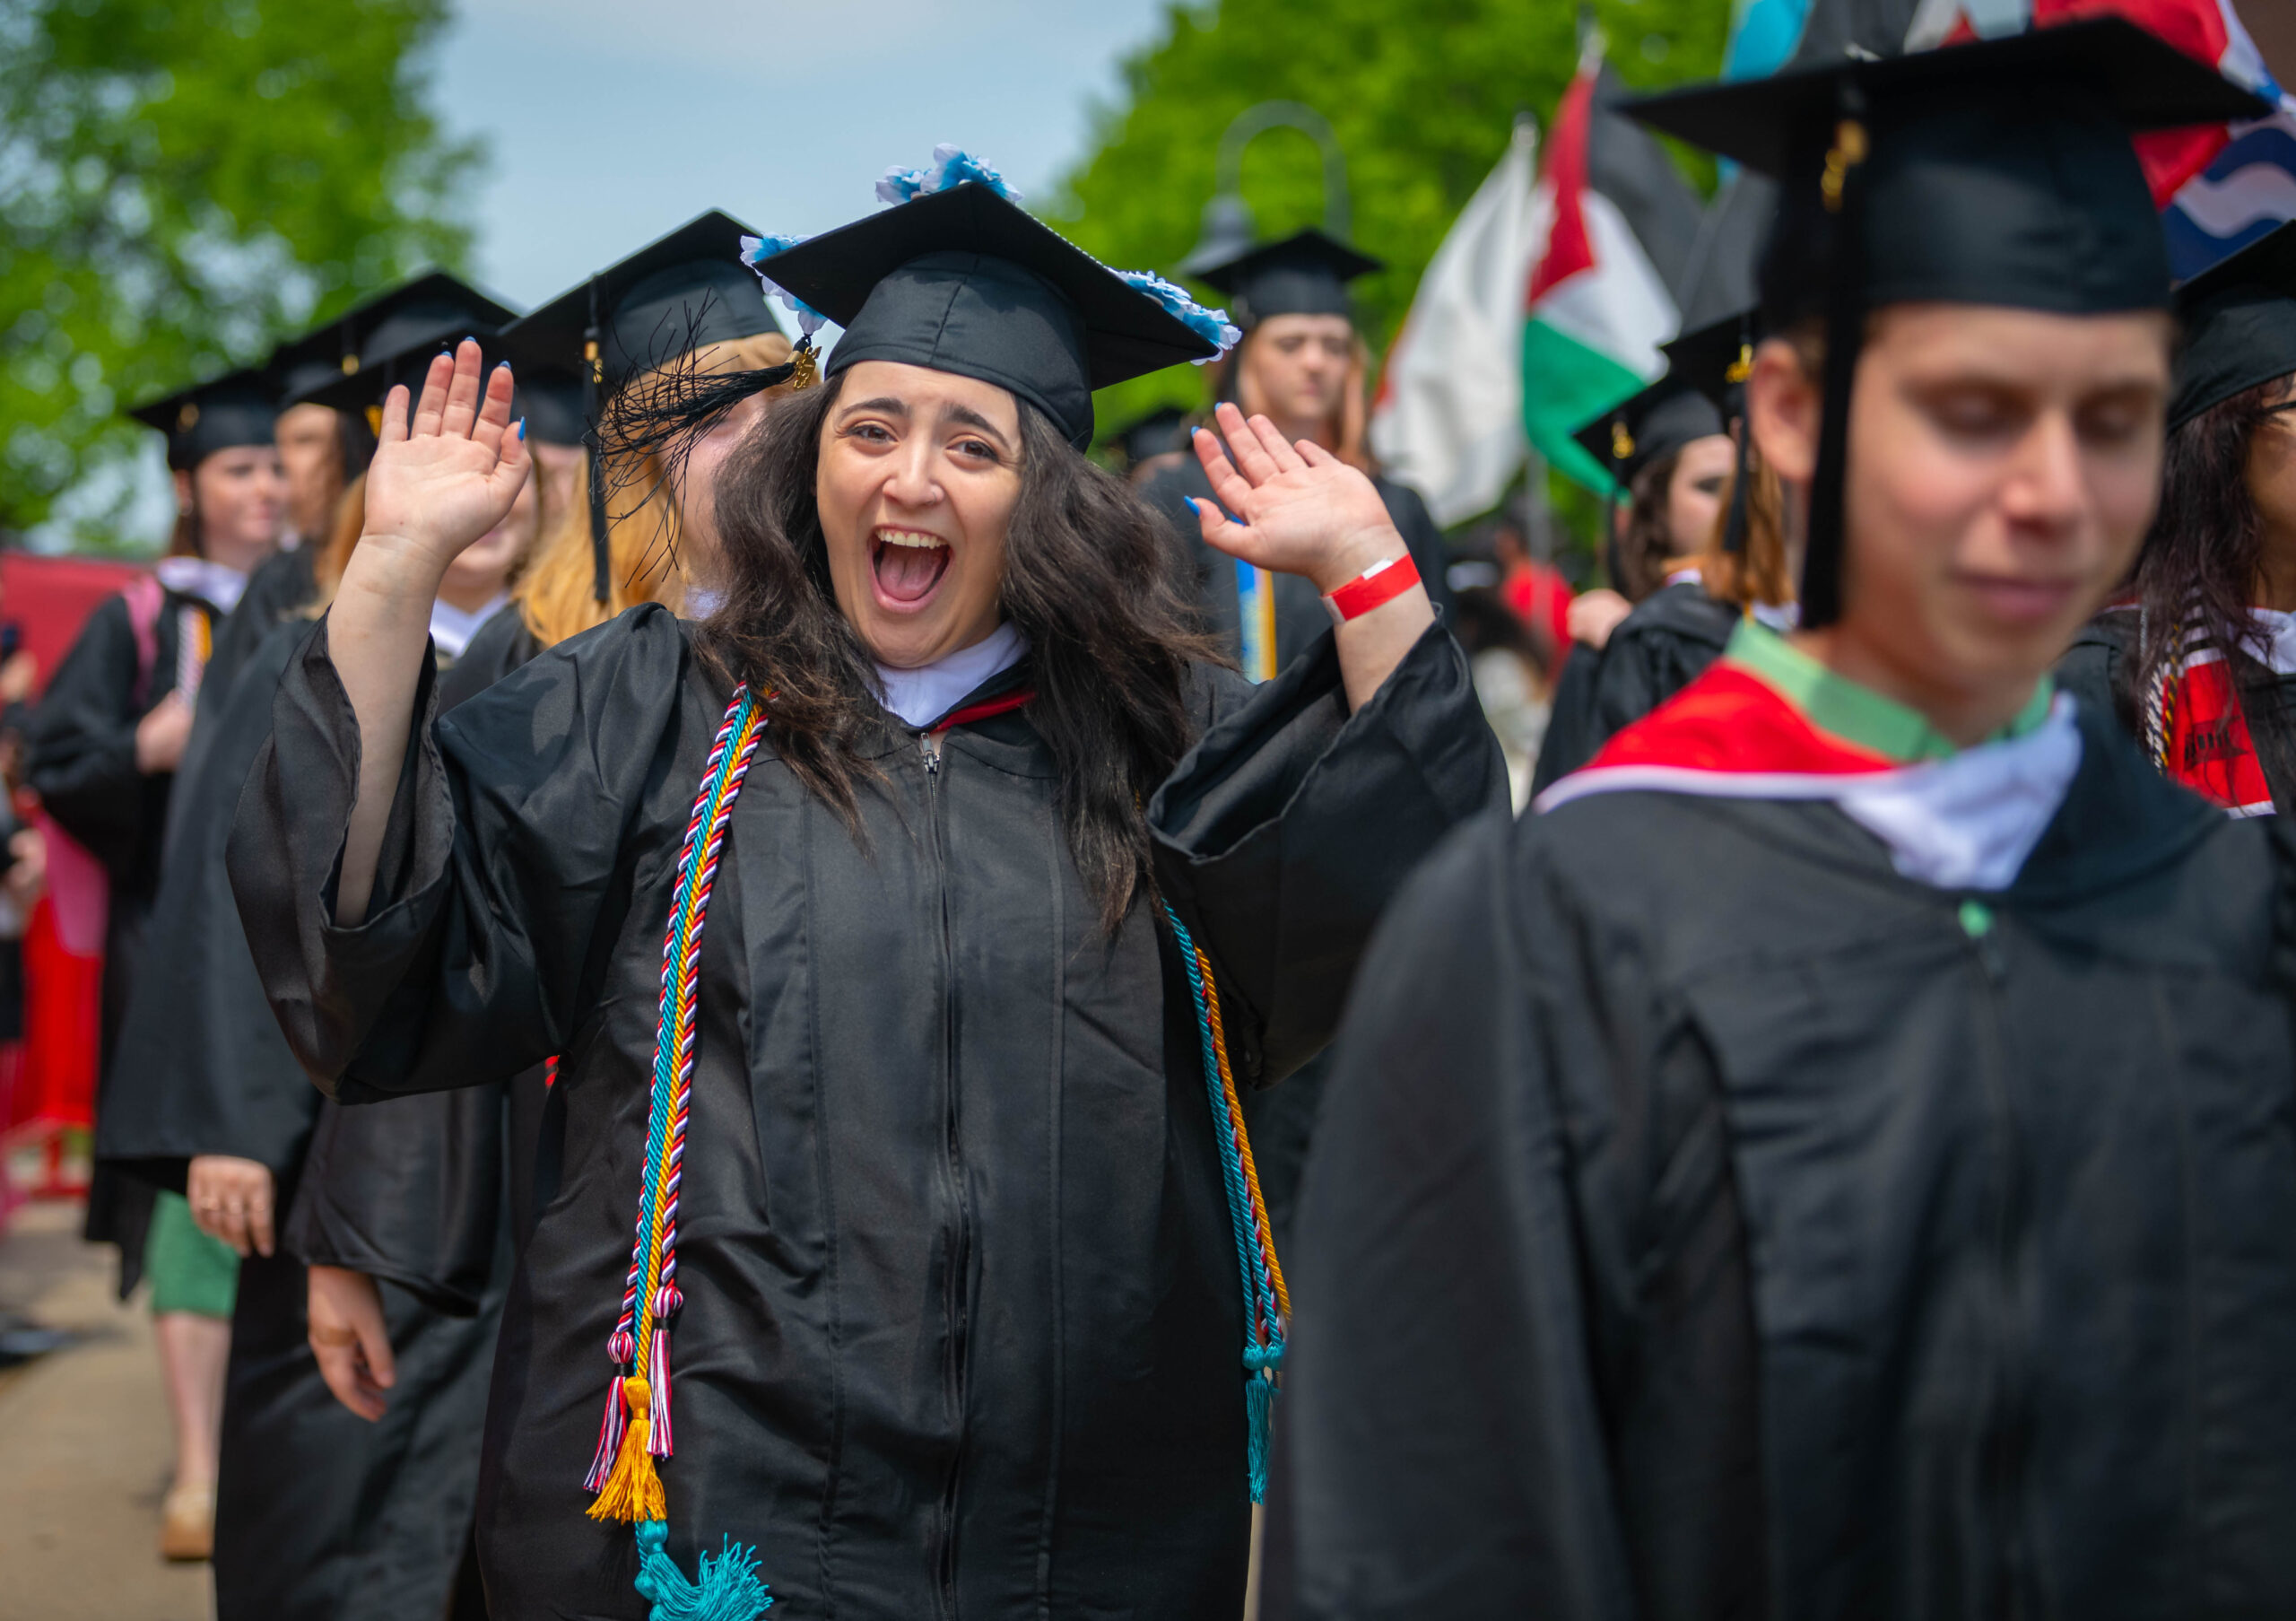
[0,1198,213,1621]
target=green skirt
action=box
[144,1189,239,1320]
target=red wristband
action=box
[1321,552,1421,624]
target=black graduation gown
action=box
[1531,580,1736,789]
[229,603,1501,1618]
[100,609,516,1621]
[1279,702,2296,1618]
[167,544,318,858]
[1530,640,1605,797]
[26,581,221,1288]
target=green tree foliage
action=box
[1053,0,1728,496]
[0,0,479,545]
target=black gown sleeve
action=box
[1280,815,1761,1618]
[26,595,161,872]
[228,604,691,1102]
[282,600,546,1302]
[1147,619,1507,1084]
[2056,612,2138,745]
[1531,640,1606,794]
[1280,820,1634,1617]
[284,1080,506,1315]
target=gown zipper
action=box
[922,727,971,1617]
[1965,905,2032,1619]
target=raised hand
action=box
[360,337,531,580]
[1187,401,1406,593]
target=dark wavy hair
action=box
[2127,376,2296,803]
[694,373,1220,933]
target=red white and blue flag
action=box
[1914,0,2292,277]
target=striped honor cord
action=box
[177,606,211,706]
[583,684,773,1618]
[1162,902,1290,1503]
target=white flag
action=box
[1370,118,1544,527]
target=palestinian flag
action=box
[1523,48,1702,494]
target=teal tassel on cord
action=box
[632,1520,772,1620]
[1246,1371,1277,1504]
[1244,1341,1283,1504]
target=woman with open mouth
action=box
[228,152,1501,1619]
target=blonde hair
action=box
[517,329,795,649]
[308,446,554,617]
[309,473,368,608]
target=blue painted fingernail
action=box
[1183,496,1199,515]
[494,360,509,370]
[516,418,526,440]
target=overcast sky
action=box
[429,0,1173,309]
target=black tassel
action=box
[1800,83,1869,631]
[1721,317,1754,558]
[586,277,611,606]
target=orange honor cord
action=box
[1161,902,1289,1501]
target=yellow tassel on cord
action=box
[586,1375,666,1524]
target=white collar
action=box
[430,594,507,659]
[1663,567,1704,588]
[154,555,248,614]
[1830,699,2083,890]
[1542,694,2084,892]
[2248,606,2296,675]
[874,623,1030,730]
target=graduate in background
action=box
[1281,25,2296,1617]
[2060,218,2296,814]
[229,155,1500,1619]
[1141,230,1469,1257]
[1534,364,1732,791]
[283,220,797,1615]
[93,303,548,1618]
[197,275,518,724]
[26,368,283,1560]
[1140,230,1454,679]
[1533,311,1798,793]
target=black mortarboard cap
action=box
[266,327,352,408]
[517,211,781,603]
[128,369,279,471]
[293,317,516,422]
[1192,228,1382,329]
[1626,19,2266,626]
[2168,218,2296,430]
[754,182,1222,449]
[1105,404,1192,469]
[280,272,519,407]
[513,211,778,394]
[1569,379,1726,494]
[490,315,589,447]
[1657,309,1761,414]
